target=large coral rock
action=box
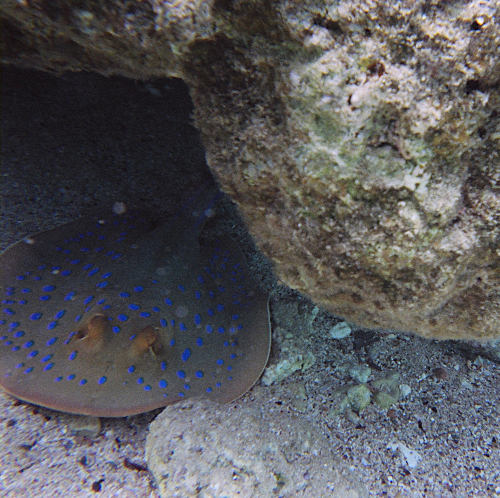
[2,1,500,339]
[146,397,367,498]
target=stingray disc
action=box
[0,206,270,416]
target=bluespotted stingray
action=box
[0,189,270,417]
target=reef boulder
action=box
[2,0,500,339]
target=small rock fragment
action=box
[372,373,401,409]
[388,442,422,469]
[67,415,101,438]
[349,365,372,384]
[347,384,371,413]
[329,322,352,339]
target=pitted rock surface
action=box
[2,1,500,339]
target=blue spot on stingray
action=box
[117,314,129,322]
[170,339,175,346]
[195,371,203,378]
[40,295,51,301]
[206,387,212,393]
[96,281,108,288]
[55,310,65,319]
[16,275,25,281]
[70,259,80,264]
[206,325,213,333]
[87,268,99,277]
[23,340,34,348]
[97,299,105,305]
[102,272,112,278]
[197,275,204,284]
[179,323,187,331]
[102,305,111,310]
[41,354,53,363]
[177,370,186,379]
[134,286,144,292]
[161,361,167,370]
[159,380,167,388]
[65,291,76,301]
[8,322,20,329]
[75,315,82,322]
[196,338,204,346]
[181,349,191,362]
[195,291,201,300]
[2,300,14,305]
[230,354,236,359]
[140,312,150,317]
[61,270,71,276]
[119,292,130,298]
[79,379,87,385]
[13,331,25,338]
[22,289,31,294]
[112,326,121,334]
[11,346,20,352]
[216,382,221,387]
[170,319,175,327]
[144,385,152,391]
[68,351,77,361]
[111,253,122,259]
[209,291,215,298]
[137,377,144,384]
[24,367,33,374]
[18,300,27,305]
[67,374,75,380]
[217,304,225,312]
[47,321,58,330]
[194,314,201,325]
[128,366,135,373]
[152,307,159,312]
[208,308,214,316]
[218,327,225,334]
[184,384,190,390]
[217,359,224,365]
[84,295,93,305]
[27,350,38,358]
[55,376,63,382]
[160,319,167,327]
[165,298,172,306]
[46,337,58,346]
[43,362,55,371]
[83,264,92,270]
[98,376,107,385]
[30,313,42,320]
[178,285,186,292]
[129,304,140,310]
[3,308,15,315]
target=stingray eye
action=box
[130,325,163,357]
[75,314,110,351]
